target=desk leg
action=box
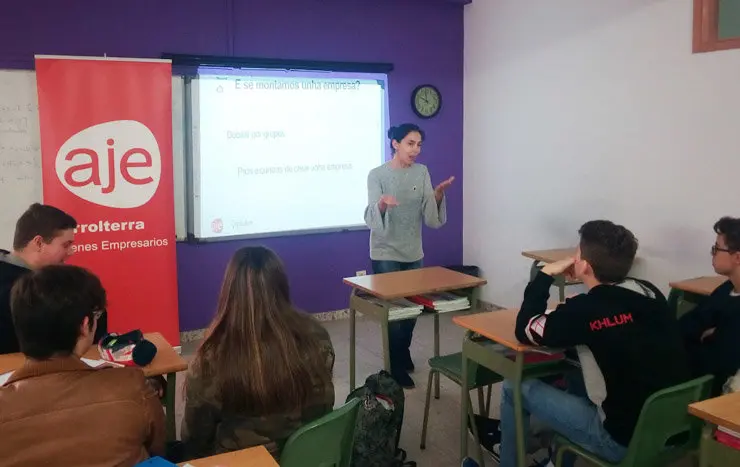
[700,425,710,467]
[381,315,391,373]
[434,313,440,398]
[556,275,566,303]
[460,333,470,461]
[529,260,540,282]
[667,287,683,318]
[349,290,357,392]
[470,286,481,311]
[164,372,177,441]
[512,352,527,467]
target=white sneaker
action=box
[489,443,501,462]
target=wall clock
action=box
[411,84,441,119]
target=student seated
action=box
[0,265,165,467]
[181,246,335,460]
[680,216,740,396]
[0,203,107,354]
[497,220,690,467]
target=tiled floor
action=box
[174,311,695,467]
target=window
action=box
[693,0,740,53]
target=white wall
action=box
[463,0,740,307]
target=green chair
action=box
[280,398,361,467]
[420,352,503,466]
[554,375,714,467]
[667,288,703,319]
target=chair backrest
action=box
[280,398,362,467]
[621,375,713,467]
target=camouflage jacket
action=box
[181,319,335,460]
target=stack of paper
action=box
[359,293,424,321]
[716,425,740,450]
[81,357,124,368]
[486,342,566,364]
[409,292,470,313]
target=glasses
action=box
[92,309,105,321]
[712,245,732,256]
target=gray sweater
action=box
[364,162,447,262]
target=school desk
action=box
[689,392,740,466]
[453,309,574,467]
[343,266,486,392]
[0,332,188,441]
[178,446,278,467]
[521,248,580,302]
[668,275,725,317]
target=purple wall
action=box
[1,0,464,331]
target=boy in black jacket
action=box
[498,220,690,467]
[680,216,740,396]
[0,203,107,354]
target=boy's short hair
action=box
[10,265,106,359]
[578,220,638,283]
[714,217,740,252]
[13,203,77,251]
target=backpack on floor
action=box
[346,370,416,467]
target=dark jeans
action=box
[371,259,423,372]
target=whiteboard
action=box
[0,69,187,248]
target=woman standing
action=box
[364,123,454,388]
[181,246,335,460]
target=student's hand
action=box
[434,176,455,202]
[378,194,399,211]
[701,327,716,342]
[146,376,166,398]
[541,258,576,277]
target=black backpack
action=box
[346,371,416,467]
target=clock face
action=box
[413,85,441,118]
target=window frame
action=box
[694,0,740,53]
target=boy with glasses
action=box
[0,265,165,466]
[680,216,740,396]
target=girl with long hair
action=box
[181,246,335,460]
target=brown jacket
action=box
[0,357,165,467]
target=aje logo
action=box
[56,120,161,208]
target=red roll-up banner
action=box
[35,56,179,344]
